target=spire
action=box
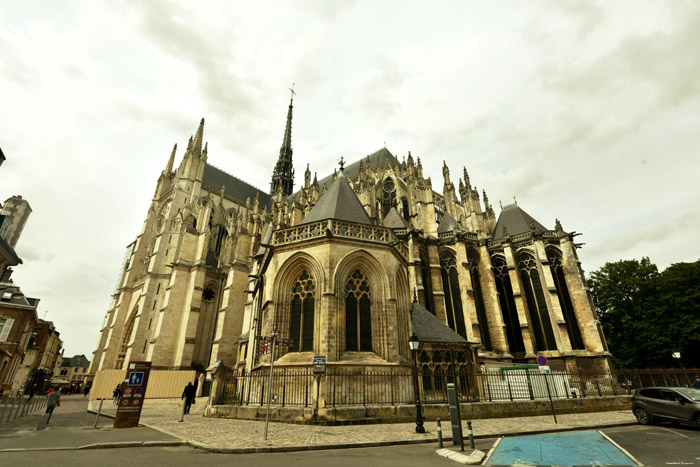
[191,118,205,157]
[304,163,311,189]
[166,143,177,173]
[463,167,471,188]
[270,84,296,197]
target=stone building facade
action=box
[89,93,611,391]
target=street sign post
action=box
[537,355,548,366]
[313,356,326,374]
[113,361,151,429]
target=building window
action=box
[548,253,585,350]
[345,269,372,351]
[381,179,397,219]
[467,252,492,350]
[289,271,315,352]
[202,287,215,302]
[0,317,14,342]
[492,256,526,354]
[420,252,435,314]
[439,253,467,339]
[518,254,557,351]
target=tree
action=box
[588,258,700,369]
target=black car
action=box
[632,387,700,427]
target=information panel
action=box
[113,361,152,429]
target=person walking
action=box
[181,382,196,415]
[694,375,700,390]
[113,383,122,405]
[84,385,91,398]
[45,388,61,424]
[28,384,37,401]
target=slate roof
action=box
[383,207,409,229]
[0,284,33,308]
[492,204,547,240]
[0,234,21,264]
[411,301,473,346]
[203,164,272,209]
[300,171,373,225]
[436,211,465,234]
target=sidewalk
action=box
[90,398,638,453]
[2,395,638,454]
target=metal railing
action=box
[219,367,700,408]
[0,395,48,423]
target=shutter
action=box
[0,318,14,342]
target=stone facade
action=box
[89,94,611,393]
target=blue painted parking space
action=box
[485,429,638,466]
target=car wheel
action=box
[634,408,652,425]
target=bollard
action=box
[0,397,8,421]
[178,398,186,422]
[94,398,105,428]
[437,418,443,449]
[14,398,22,419]
[467,420,475,450]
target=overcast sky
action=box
[1,1,698,359]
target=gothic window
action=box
[518,254,557,351]
[381,179,397,218]
[548,252,585,350]
[345,269,372,351]
[439,253,467,339]
[492,256,526,354]
[467,252,492,350]
[401,197,410,221]
[289,271,315,352]
[202,287,215,302]
[420,252,435,314]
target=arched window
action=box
[492,256,525,354]
[381,179,397,218]
[289,271,315,352]
[401,197,410,221]
[440,253,467,339]
[548,252,585,350]
[467,251,492,350]
[345,269,372,351]
[420,251,435,314]
[116,308,137,369]
[518,254,557,351]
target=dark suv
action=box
[632,387,700,427]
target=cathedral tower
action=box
[270,86,296,197]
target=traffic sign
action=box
[538,365,551,374]
[128,372,144,386]
[537,356,547,366]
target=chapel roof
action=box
[436,211,465,234]
[411,301,474,346]
[492,204,547,240]
[203,163,272,209]
[300,170,373,225]
[383,207,409,229]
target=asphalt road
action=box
[2,425,698,466]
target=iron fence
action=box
[219,367,700,407]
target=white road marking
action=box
[598,430,643,466]
[659,427,690,439]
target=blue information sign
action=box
[128,371,144,386]
[537,356,547,366]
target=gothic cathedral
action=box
[89,91,611,389]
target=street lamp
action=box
[408,333,425,434]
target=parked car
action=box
[631,387,700,428]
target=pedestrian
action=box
[28,384,37,401]
[16,384,24,398]
[113,383,122,405]
[694,375,700,390]
[45,388,61,424]
[84,385,91,398]
[181,382,196,414]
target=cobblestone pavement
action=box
[88,398,637,452]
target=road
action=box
[2,424,699,466]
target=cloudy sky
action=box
[1,0,698,358]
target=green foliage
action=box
[588,258,700,369]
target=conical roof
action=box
[411,301,472,345]
[436,211,465,234]
[493,204,547,240]
[383,207,409,229]
[300,171,372,225]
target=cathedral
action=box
[88,91,611,396]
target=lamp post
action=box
[409,334,425,434]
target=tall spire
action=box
[191,118,205,157]
[270,84,296,197]
[165,143,177,173]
